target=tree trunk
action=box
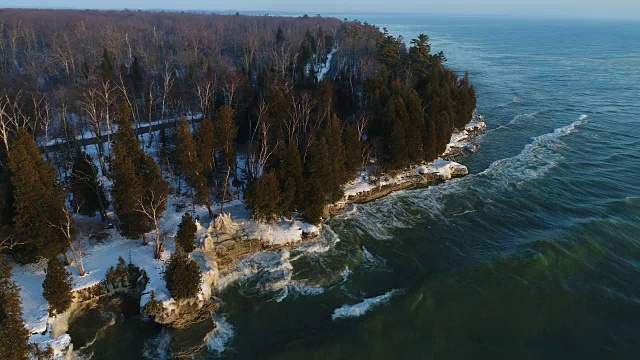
[68,242,85,276]
[63,251,73,266]
[154,222,162,259]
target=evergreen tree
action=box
[8,129,67,261]
[70,151,107,220]
[42,258,72,315]
[409,34,432,80]
[194,117,215,173]
[391,95,410,167]
[130,56,144,97]
[164,251,201,300]
[422,113,438,162]
[111,105,146,238]
[175,213,197,253]
[100,48,114,82]
[405,92,426,163]
[0,257,30,360]
[215,105,238,169]
[343,124,363,173]
[176,117,212,215]
[324,115,347,201]
[111,102,168,239]
[245,172,281,222]
[175,118,198,182]
[300,176,325,225]
[278,142,304,216]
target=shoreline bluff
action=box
[23,117,486,358]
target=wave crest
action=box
[332,289,403,320]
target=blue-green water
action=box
[79,16,640,359]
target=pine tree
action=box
[175,118,198,183]
[164,251,201,300]
[176,118,211,214]
[130,56,144,98]
[245,172,281,222]
[195,118,216,168]
[111,102,169,239]
[390,96,410,167]
[421,113,437,162]
[343,124,363,173]
[111,112,146,238]
[70,151,107,220]
[324,115,347,201]
[100,48,114,82]
[175,213,197,253]
[300,175,325,224]
[215,105,237,169]
[0,257,30,360]
[278,143,304,216]
[405,92,426,163]
[42,258,72,316]
[304,136,332,198]
[8,129,67,261]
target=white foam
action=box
[205,315,235,355]
[332,289,403,320]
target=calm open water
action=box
[76,15,640,359]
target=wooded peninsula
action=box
[0,9,477,359]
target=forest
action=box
[0,9,475,358]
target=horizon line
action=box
[1,6,639,22]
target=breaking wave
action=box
[332,289,404,320]
[476,114,588,185]
[205,315,235,355]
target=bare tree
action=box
[134,190,167,259]
[49,205,86,276]
[0,93,32,156]
[160,61,175,123]
[250,100,278,178]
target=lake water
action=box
[76,15,640,359]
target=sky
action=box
[1,0,639,20]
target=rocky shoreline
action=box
[34,118,486,358]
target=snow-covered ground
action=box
[317,47,337,81]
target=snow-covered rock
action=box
[418,159,468,180]
[245,218,320,247]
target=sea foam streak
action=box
[332,289,403,320]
